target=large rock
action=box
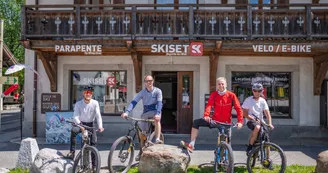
[138,144,190,173]
[16,138,40,169]
[30,148,73,173]
[316,150,328,173]
[0,168,9,173]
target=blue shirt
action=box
[125,87,163,115]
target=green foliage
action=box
[8,168,29,173]
[127,165,315,173]
[0,0,25,87]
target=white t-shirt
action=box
[242,96,269,121]
[73,99,103,128]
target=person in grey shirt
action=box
[121,75,163,160]
[66,85,104,161]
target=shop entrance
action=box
[153,71,193,134]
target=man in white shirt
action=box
[242,83,274,155]
[67,85,104,160]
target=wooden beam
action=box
[222,0,228,4]
[126,40,136,53]
[37,52,58,92]
[209,52,219,92]
[313,0,320,4]
[313,54,328,95]
[131,52,142,93]
[214,41,222,53]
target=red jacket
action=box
[204,91,243,124]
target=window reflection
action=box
[71,71,127,114]
[231,72,291,118]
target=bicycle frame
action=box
[255,121,271,165]
[119,118,155,155]
[215,125,231,162]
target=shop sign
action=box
[107,76,116,87]
[252,44,311,53]
[55,45,102,55]
[41,93,61,113]
[151,42,203,56]
[81,77,107,85]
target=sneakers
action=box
[155,139,163,144]
[180,141,194,153]
[65,151,75,160]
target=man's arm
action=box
[241,98,255,121]
[72,102,81,124]
[95,101,103,129]
[125,91,143,114]
[263,101,272,125]
[156,89,163,116]
[232,94,244,124]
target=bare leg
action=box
[154,120,161,139]
[249,125,260,145]
[190,128,199,142]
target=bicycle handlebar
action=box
[65,119,98,131]
[210,119,237,128]
[125,116,155,122]
[253,116,273,130]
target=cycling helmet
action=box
[83,85,94,92]
[252,83,263,91]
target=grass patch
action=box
[127,165,315,173]
[8,168,29,173]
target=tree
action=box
[0,0,25,91]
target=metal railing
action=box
[21,3,328,40]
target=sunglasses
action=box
[252,90,262,93]
[83,90,93,95]
[144,80,153,83]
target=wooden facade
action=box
[21,3,328,95]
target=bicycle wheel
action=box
[73,146,101,173]
[108,136,135,173]
[246,142,286,173]
[149,131,165,143]
[213,141,234,173]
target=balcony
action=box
[21,4,328,40]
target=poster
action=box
[45,112,81,144]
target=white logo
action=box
[108,78,115,85]
[191,45,202,53]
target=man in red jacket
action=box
[180,77,244,152]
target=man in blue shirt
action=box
[121,75,163,160]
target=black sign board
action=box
[41,93,61,113]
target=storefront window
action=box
[71,71,127,115]
[231,72,291,118]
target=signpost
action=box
[41,93,61,113]
[0,77,18,84]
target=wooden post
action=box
[131,52,142,93]
[0,19,3,131]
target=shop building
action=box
[21,0,328,140]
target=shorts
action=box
[247,120,260,131]
[192,118,231,139]
[139,110,158,132]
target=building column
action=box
[23,49,35,137]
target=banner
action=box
[45,112,81,144]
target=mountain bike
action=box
[107,115,164,173]
[246,117,286,173]
[66,119,101,173]
[210,120,236,173]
